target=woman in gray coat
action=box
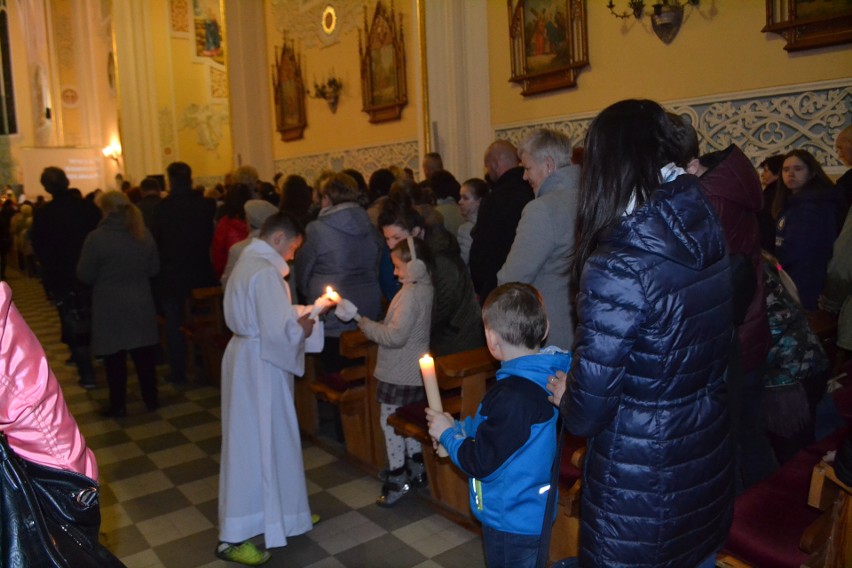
[78,191,160,417]
[498,128,580,350]
[295,172,382,372]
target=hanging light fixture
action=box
[606,0,700,44]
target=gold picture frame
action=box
[358,1,408,123]
[763,0,852,52]
[508,0,589,97]
[272,34,307,142]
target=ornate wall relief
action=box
[273,139,418,183]
[495,79,851,174]
[270,0,363,49]
[179,103,228,152]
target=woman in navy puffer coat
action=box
[548,100,735,567]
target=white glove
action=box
[335,298,360,322]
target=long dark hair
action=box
[220,183,253,219]
[574,99,683,281]
[771,149,834,220]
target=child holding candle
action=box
[426,283,570,568]
[356,237,433,506]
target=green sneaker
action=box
[311,513,321,525]
[214,541,271,566]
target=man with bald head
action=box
[469,140,533,302]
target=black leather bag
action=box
[0,432,125,567]
[56,290,92,346]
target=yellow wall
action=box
[51,0,84,145]
[4,1,31,183]
[151,0,233,179]
[266,0,419,160]
[487,1,852,127]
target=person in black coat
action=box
[151,162,217,384]
[0,200,15,280]
[31,167,101,387]
[469,140,533,303]
[773,149,841,311]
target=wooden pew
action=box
[305,329,383,469]
[550,439,586,563]
[804,457,851,567]
[180,286,230,384]
[294,354,319,436]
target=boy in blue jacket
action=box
[426,282,571,568]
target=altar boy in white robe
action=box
[217,211,326,566]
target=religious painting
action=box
[508,0,589,97]
[358,1,407,123]
[272,34,307,142]
[763,0,852,51]
[193,0,224,64]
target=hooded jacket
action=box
[296,202,382,337]
[563,175,734,567]
[424,220,485,355]
[440,349,571,535]
[699,145,771,373]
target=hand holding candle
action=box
[310,286,340,319]
[420,354,448,457]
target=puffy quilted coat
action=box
[699,145,771,373]
[562,175,734,567]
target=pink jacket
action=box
[0,282,98,479]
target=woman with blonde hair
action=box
[77,191,160,417]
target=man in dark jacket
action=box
[31,167,101,388]
[152,162,217,384]
[136,176,163,230]
[681,135,777,490]
[469,140,533,302]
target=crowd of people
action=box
[0,103,850,567]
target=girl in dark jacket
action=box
[773,149,840,311]
[548,99,734,568]
[377,185,484,356]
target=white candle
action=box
[311,287,340,319]
[420,354,448,457]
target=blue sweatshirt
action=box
[439,348,571,535]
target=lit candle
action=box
[419,354,448,457]
[325,286,341,303]
[310,287,339,319]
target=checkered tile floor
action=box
[8,269,486,568]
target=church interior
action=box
[1,0,851,567]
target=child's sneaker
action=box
[214,541,271,566]
[376,466,410,507]
[406,453,428,489]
